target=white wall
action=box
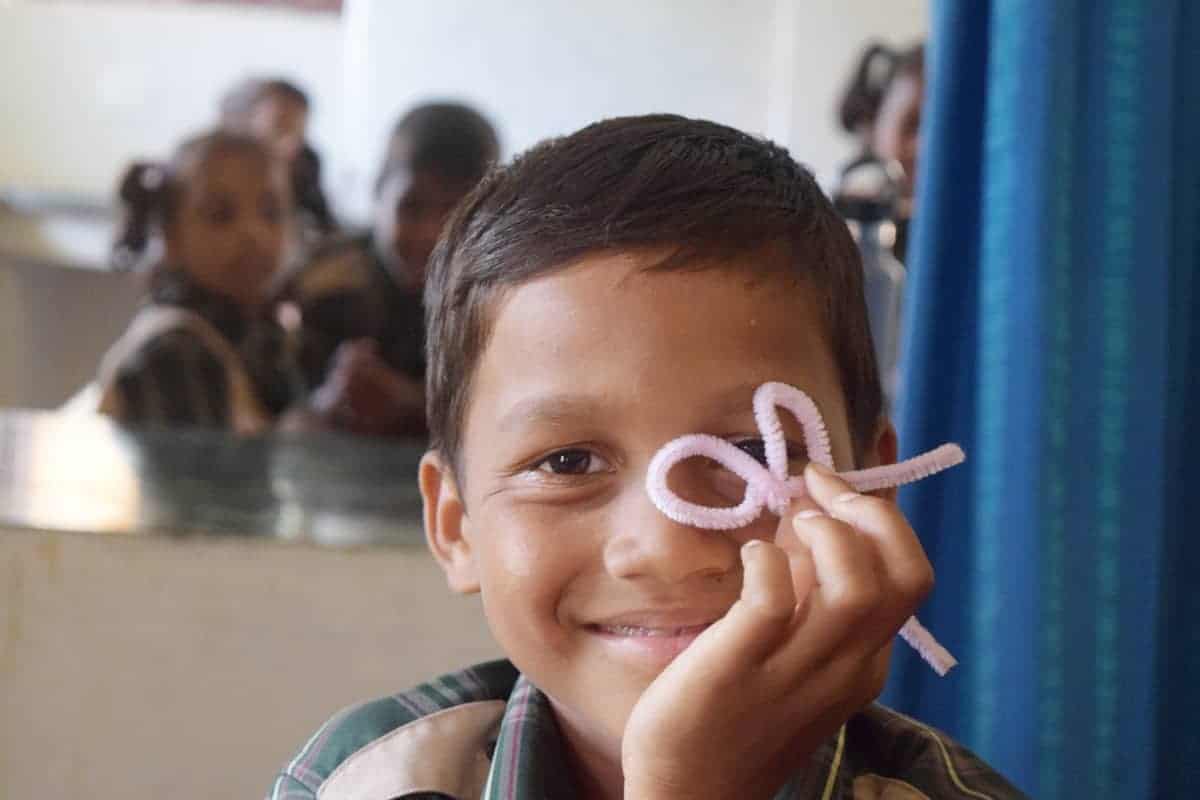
[1,527,500,800]
[0,0,924,217]
[0,1,344,198]
[342,0,776,188]
[338,0,927,214]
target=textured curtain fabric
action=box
[880,2,1199,798]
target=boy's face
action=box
[372,168,474,291]
[248,94,308,166]
[423,251,890,757]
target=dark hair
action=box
[424,114,883,475]
[110,131,272,271]
[219,77,310,130]
[838,42,925,135]
[375,102,499,194]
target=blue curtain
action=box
[881,2,1200,798]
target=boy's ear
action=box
[860,418,900,502]
[419,450,480,594]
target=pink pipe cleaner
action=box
[645,381,964,676]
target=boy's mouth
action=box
[589,623,712,638]
[584,612,721,667]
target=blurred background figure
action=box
[92,131,296,431]
[219,77,338,241]
[279,102,498,438]
[834,41,924,261]
[832,41,925,408]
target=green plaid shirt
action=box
[267,659,1025,800]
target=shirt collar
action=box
[482,675,846,800]
[482,676,578,800]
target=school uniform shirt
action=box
[107,270,295,429]
[293,145,338,239]
[266,659,1027,800]
[281,234,426,393]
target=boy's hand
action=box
[311,339,425,436]
[622,463,934,800]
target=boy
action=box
[267,115,1024,799]
[280,102,498,437]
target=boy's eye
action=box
[730,438,808,468]
[535,449,610,476]
[734,438,768,466]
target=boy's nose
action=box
[603,489,739,586]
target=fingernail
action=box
[833,491,860,504]
[795,509,825,521]
[742,539,764,552]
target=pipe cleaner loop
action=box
[645,381,966,676]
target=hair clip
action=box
[645,381,964,676]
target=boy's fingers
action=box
[771,511,881,669]
[704,540,798,665]
[793,512,878,617]
[805,463,934,605]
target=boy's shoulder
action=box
[268,662,1026,800]
[266,659,519,800]
[835,703,1028,799]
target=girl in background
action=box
[836,42,924,260]
[96,131,296,432]
[834,42,925,408]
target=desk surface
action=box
[0,410,426,546]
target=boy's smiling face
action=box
[422,249,889,763]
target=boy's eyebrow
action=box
[496,393,602,433]
[496,381,768,434]
[705,380,772,419]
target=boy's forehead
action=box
[457,249,857,472]
[489,250,821,345]
[475,251,841,413]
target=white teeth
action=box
[598,624,703,637]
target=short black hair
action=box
[838,42,925,135]
[219,77,310,128]
[424,114,882,474]
[375,102,499,193]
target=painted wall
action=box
[0,259,141,408]
[339,0,927,214]
[0,0,925,216]
[0,2,344,198]
[0,528,499,799]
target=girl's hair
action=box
[110,131,272,271]
[219,77,310,131]
[375,102,500,194]
[837,42,925,135]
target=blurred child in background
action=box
[279,101,498,438]
[96,131,296,432]
[836,42,924,261]
[220,77,337,239]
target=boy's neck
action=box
[550,701,626,800]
